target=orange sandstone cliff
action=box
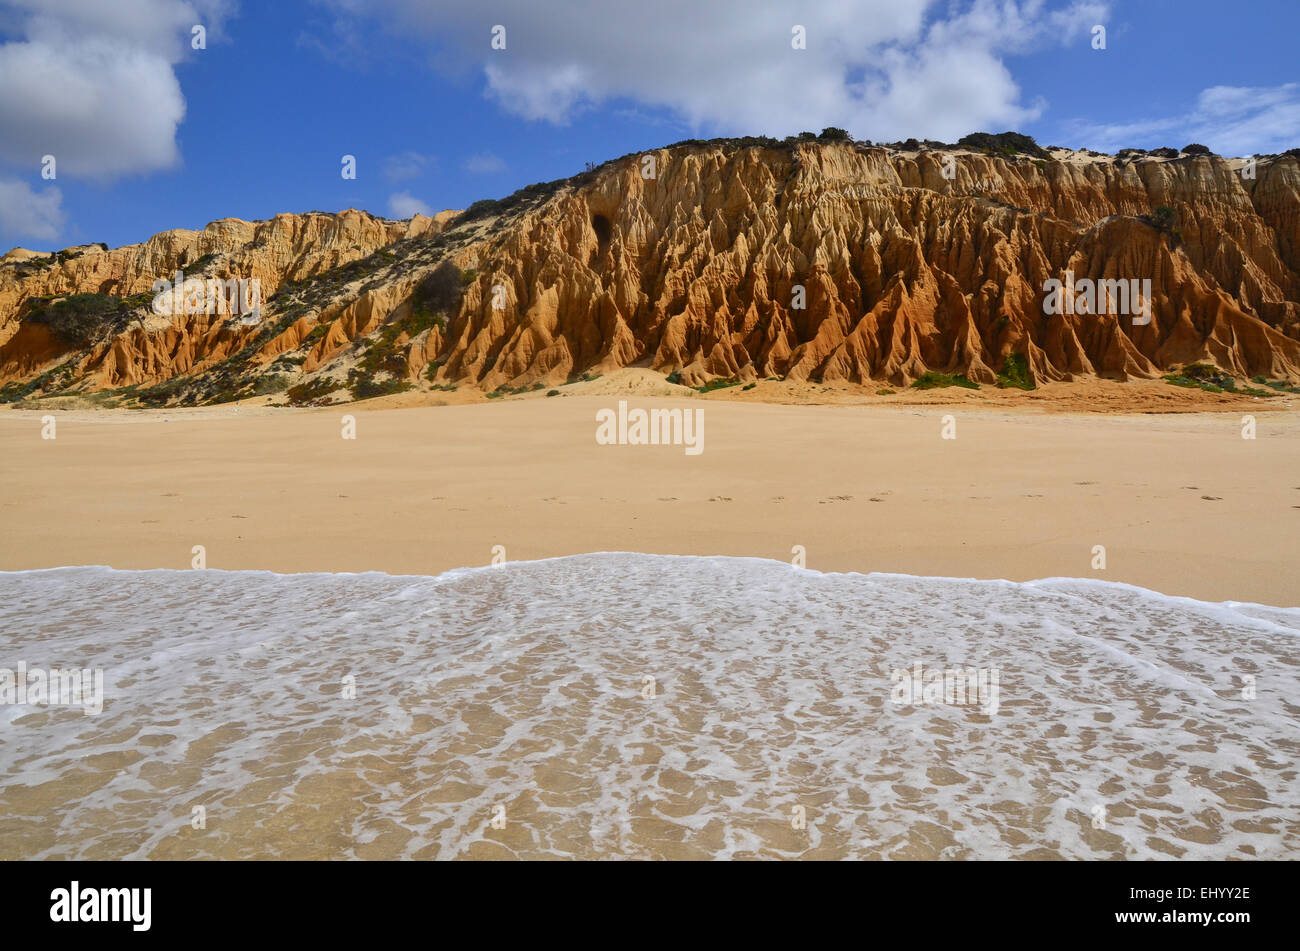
[2,139,1298,406]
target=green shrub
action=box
[996,353,1035,390]
[25,293,127,347]
[956,131,1049,158]
[695,378,741,393]
[911,372,979,390]
[546,389,560,397]
[286,378,339,406]
[349,374,411,400]
[252,374,292,396]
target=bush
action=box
[1182,143,1212,155]
[911,372,979,390]
[995,353,1035,390]
[695,378,741,393]
[349,374,412,401]
[546,389,560,397]
[818,127,851,141]
[25,293,127,347]
[1149,205,1177,231]
[252,374,291,396]
[956,132,1049,158]
[1149,147,1179,158]
[286,378,339,406]
[412,259,464,318]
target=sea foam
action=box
[0,554,1295,860]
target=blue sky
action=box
[1,0,1296,251]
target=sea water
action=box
[0,554,1295,860]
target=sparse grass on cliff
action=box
[695,378,742,393]
[24,293,136,348]
[348,371,412,401]
[911,372,979,390]
[286,377,340,406]
[1163,364,1278,397]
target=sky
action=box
[0,0,1297,251]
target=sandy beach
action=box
[4,382,1297,606]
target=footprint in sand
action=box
[657,497,678,502]
[1201,495,1222,501]
[708,496,733,503]
[819,495,854,503]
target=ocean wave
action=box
[0,554,1295,859]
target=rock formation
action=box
[3,139,1298,405]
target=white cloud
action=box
[387,191,432,218]
[382,150,435,182]
[0,0,233,180]
[1070,83,1300,156]
[462,152,505,174]
[0,177,64,241]
[319,0,1108,142]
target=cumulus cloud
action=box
[1072,83,1300,156]
[0,177,64,241]
[387,191,432,218]
[0,0,233,180]
[317,0,1107,142]
[462,152,505,174]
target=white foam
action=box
[0,554,1295,859]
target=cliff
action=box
[3,139,1298,406]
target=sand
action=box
[2,382,1297,606]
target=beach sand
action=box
[3,379,1296,606]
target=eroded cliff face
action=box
[445,143,1300,391]
[0,209,449,389]
[3,141,1299,405]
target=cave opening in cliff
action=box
[592,214,612,253]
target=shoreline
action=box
[5,554,1296,612]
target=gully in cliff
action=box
[151,268,262,324]
[1042,270,1152,326]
